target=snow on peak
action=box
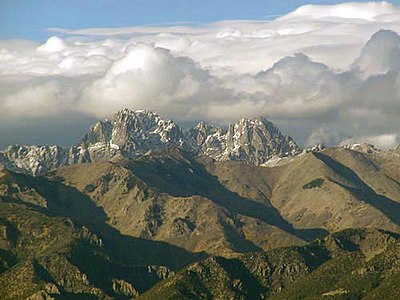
[0,110,302,175]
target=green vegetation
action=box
[303,178,325,189]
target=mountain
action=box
[0,145,71,177]
[141,228,400,300]
[45,145,400,257]
[1,109,400,299]
[214,147,400,238]
[1,140,400,298]
[51,149,307,258]
[5,153,400,300]
[0,109,189,176]
[76,109,188,162]
[0,162,203,299]
[188,117,301,165]
[0,109,300,176]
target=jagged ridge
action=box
[0,109,301,175]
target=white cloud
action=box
[340,133,399,149]
[279,1,398,21]
[353,29,400,77]
[0,1,400,149]
[51,1,400,74]
[37,36,68,53]
[81,43,213,118]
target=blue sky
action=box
[1,0,400,41]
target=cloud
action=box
[353,29,400,77]
[340,133,399,149]
[81,43,214,118]
[0,1,400,149]
[279,1,398,21]
[51,1,400,74]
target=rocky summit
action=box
[75,109,188,162]
[0,109,300,176]
[189,117,300,165]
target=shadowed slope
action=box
[314,152,400,227]
[0,166,206,298]
[127,150,328,242]
[53,158,306,256]
[141,228,400,300]
[18,172,206,269]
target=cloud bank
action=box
[1,1,400,149]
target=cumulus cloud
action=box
[353,29,400,77]
[53,1,400,74]
[82,44,213,118]
[279,1,398,20]
[0,1,400,149]
[340,133,399,149]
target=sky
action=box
[2,0,400,40]
[0,1,400,149]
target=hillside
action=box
[52,146,400,256]
[141,228,400,300]
[0,163,202,299]
[52,150,305,257]
[1,143,400,298]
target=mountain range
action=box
[0,109,301,176]
[1,109,400,299]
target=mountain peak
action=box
[0,144,70,176]
[80,109,185,161]
[1,110,302,175]
[235,116,279,131]
[114,108,159,118]
[190,116,301,165]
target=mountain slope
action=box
[207,147,400,234]
[0,163,202,299]
[141,228,400,300]
[1,109,399,299]
[52,150,306,257]
[50,145,400,259]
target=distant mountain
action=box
[0,144,70,177]
[76,109,188,162]
[188,117,300,165]
[0,109,301,176]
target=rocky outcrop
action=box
[189,117,301,165]
[76,109,188,162]
[0,145,70,176]
[0,109,301,175]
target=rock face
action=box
[0,109,300,175]
[0,145,70,177]
[343,143,379,154]
[76,109,187,162]
[0,109,188,175]
[189,117,301,165]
